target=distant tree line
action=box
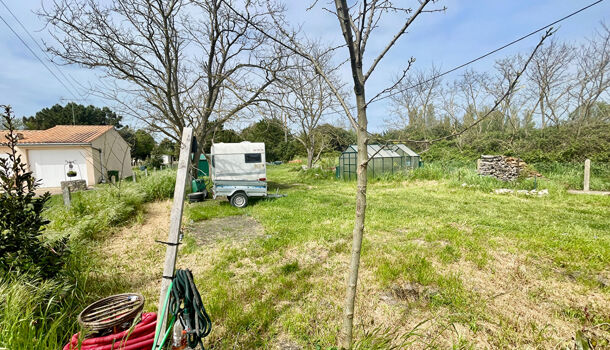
[22,103,161,163]
[382,24,610,163]
[160,118,356,163]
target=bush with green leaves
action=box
[0,106,68,278]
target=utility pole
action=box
[60,97,86,125]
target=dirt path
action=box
[96,201,265,311]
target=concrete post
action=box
[584,159,591,192]
[145,168,148,177]
[132,173,136,183]
[111,175,116,185]
[62,186,71,208]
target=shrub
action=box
[0,106,68,278]
[139,168,177,201]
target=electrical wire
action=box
[0,0,87,101]
[367,0,606,105]
[0,7,80,100]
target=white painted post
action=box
[62,186,71,207]
[145,168,148,177]
[156,127,193,338]
[584,159,591,192]
[132,173,136,183]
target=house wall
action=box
[3,128,132,186]
[3,145,96,186]
[91,128,133,183]
[0,145,28,164]
[28,145,94,185]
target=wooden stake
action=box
[584,159,591,192]
[62,186,71,207]
[156,127,193,338]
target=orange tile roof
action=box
[1,125,114,145]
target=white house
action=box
[0,125,133,188]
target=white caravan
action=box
[210,142,267,207]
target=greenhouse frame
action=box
[337,144,420,180]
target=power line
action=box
[0,0,88,101]
[368,0,605,105]
[0,7,80,100]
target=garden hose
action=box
[153,269,211,349]
[170,269,212,349]
[152,281,173,350]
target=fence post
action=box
[156,127,193,338]
[132,173,137,183]
[62,186,71,208]
[584,159,591,192]
[145,168,148,177]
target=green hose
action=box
[170,269,212,349]
[153,269,212,349]
[152,281,173,350]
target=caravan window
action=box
[244,153,262,163]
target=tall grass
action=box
[533,162,610,191]
[0,169,177,349]
[365,161,610,192]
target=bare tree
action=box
[485,55,530,136]
[225,1,444,347]
[41,0,285,165]
[389,66,443,137]
[526,38,574,128]
[570,23,610,135]
[41,0,192,138]
[314,2,447,346]
[278,53,342,168]
[185,0,287,163]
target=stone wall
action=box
[477,155,535,181]
[60,179,87,192]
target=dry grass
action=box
[87,165,609,349]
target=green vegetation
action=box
[22,103,123,130]
[2,162,608,349]
[1,107,68,279]
[0,168,176,350]
[179,164,609,348]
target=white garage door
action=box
[28,149,89,188]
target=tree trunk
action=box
[340,92,367,349]
[306,147,314,169]
[539,95,546,129]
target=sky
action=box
[0,0,609,132]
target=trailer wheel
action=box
[230,192,248,208]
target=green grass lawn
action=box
[176,164,609,348]
[2,164,608,349]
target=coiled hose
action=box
[153,269,212,349]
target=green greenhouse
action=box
[337,144,420,179]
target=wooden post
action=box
[62,186,71,207]
[156,127,193,338]
[111,175,116,185]
[584,159,591,192]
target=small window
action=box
[245,153,262,163]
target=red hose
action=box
[63,312,157,350]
